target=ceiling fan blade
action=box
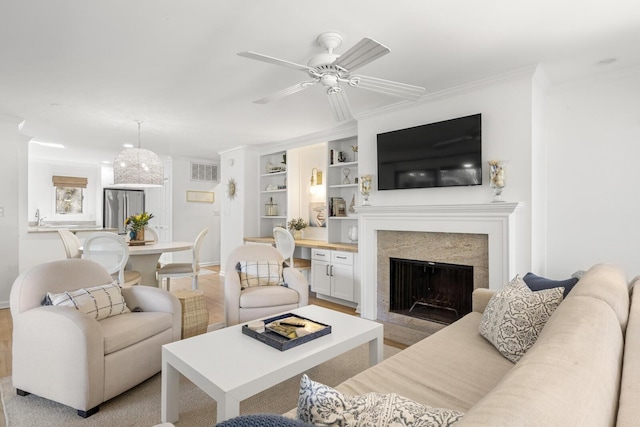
[332,38,390,72]
[253,80,318,104]
[326,89,353,122]
[238,51,312,72]
[349,75,425,100]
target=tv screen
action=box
[377,114,482,190]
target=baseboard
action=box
[314,293,358,309]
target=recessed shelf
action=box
[261,215,287,219]
[329,161,357,168]
[329,184,358,188]
[328,215,358,220]
[260,171,286,177]
[260,189,287,193]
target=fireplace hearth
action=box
[390,258,473,324]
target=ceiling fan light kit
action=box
[238,31,425,122]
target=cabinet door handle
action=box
[325,265,330,276]
[330,265,334,276]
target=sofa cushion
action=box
[523,272,579,297]
[100,311,174,355]
[459,295,625,426]
[44,280,130,321]
[331,313,513,413]
[236,260,284,289]
[479,275,564,363]
[297,374,464,426]
[240,285,299,308]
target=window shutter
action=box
[52,175,88,188]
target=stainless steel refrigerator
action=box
[103,188,145,234]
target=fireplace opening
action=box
[389,258,473,325]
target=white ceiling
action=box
[1,0,639,165]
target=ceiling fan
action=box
[238,32,425,122]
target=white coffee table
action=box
[161,304,384,423]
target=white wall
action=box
[545,67,640,279]
[357,70,537,276]
[0,115,25,307]
[219,147,259,275]
[28,159,102,224]
[169,158,221,266]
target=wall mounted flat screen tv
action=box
[377,114,482,190]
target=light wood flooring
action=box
[0,265,407,380]
[0,266,407,426]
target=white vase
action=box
[293,229,302,240]
[348,226,358,242]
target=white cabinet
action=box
[311,248,355,302]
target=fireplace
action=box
[390,258,473,324]
[357,203,521,322]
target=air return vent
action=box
[190,162,218,182]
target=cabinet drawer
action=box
[331,251,353,265]
[312,248,331,261]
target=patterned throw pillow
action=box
[44,280,130,321]
[236,260,284,289]
[297,374,464,426]
[479,275,564,363]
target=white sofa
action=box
[10,258,182,417]
[288,263,631,425]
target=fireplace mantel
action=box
[356,203,522,320]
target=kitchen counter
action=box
[28,226,117,233]
[243,236,358,253]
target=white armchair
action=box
[225,244,309,326]
[9,258,182,417]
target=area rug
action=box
[1,344,400,427]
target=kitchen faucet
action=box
[35,209,46,226]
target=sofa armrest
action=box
[12,306,105,410]
[121,286,182,341]
[472,288,496,313]
[283,267,309,307]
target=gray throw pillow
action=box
[479,275,564,363]
[523,272,579,298]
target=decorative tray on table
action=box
[242,313,331,351]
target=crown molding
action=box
[355,65,540,121]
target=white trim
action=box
[357,203,522,320]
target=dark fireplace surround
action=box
[377,231,488,330]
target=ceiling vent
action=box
[190,162,218,182]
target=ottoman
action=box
[174,289,209,339]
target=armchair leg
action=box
[77,405,100,418]
[16,388,30,396]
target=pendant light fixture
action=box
[113,121,163,187]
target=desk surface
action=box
[243,236,358,253]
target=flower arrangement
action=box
[287,217,308,231]
[125,212,154,233]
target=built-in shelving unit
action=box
[259,152,288,236]
[326,137,359,244]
